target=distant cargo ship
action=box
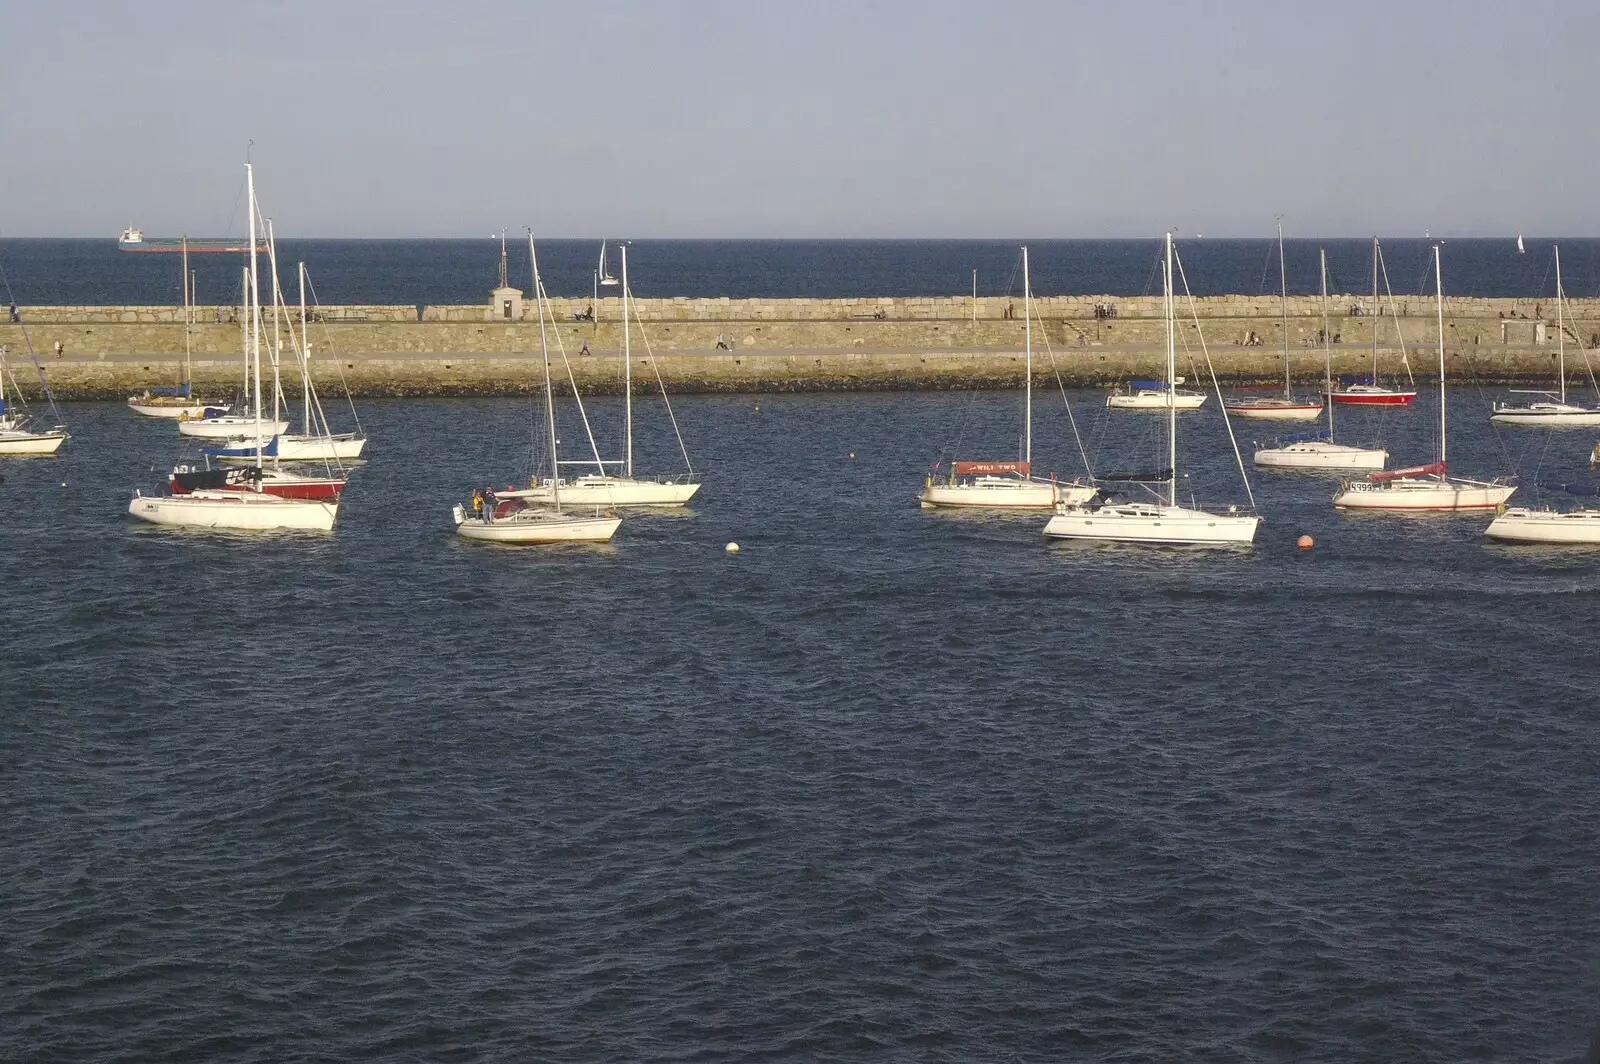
[117,227,266,253]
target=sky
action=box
[2,0,1594,238]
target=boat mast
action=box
[246,163,264,484]
[1370,237,1379,387]
[266,220,282,430]
[1434,244,1446,469]
[1278,218,1289,400]
[1022,244,1031,466]
[181,237,191,390]
[299,261,311,433]
[1555,245,1566,404]
[528,233,560,512]
[1321,248,1334,443]
[622,242,633,479]
[1165,232,1177,508]
[240,266,250,409]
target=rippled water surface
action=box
[4,393,1600,1062]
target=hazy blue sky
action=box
[3,0,1592,237]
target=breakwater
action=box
[4,295,1593,398]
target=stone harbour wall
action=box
[2,296,1594,399]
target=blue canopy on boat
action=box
[148,383,192,397]
[1127,379,1168,391]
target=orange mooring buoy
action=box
[1297,534,1315,550]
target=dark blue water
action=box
[4,393,1599,1062]
[4,238,1599,308]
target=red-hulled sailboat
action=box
[1327,237,1417,407]
[169,462,345,501]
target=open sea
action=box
[3,387,1599,1062]
[3,238,1600,307]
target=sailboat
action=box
[129,162,339,532]
[203,259,367,461]
[505,243,699,506]
[1489,247,1600,427]
[1043,233,1260,545]
[1254,249,1388,470]
[598,240,619,286]
[167,460,345,500]
[1224,222,1322,422]
[452,233,622,544]
[127,239,233,418]
[1327,238,1417,406]
[1332,245,1516,512]
[1105,378,1207,410]
[1485,488,1600,544]
[1517,233,1526,254]
[920,246,1095,509]
[0,342,69,455]
[175,307,290,441]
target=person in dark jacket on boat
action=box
[483,487,497,522]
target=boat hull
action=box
[1333,477,1517,511]
[1223,400,1323,421]
[1485,507,1600,544]
[1043,503,1259,545]
[919,477,1095,510]
[209,434,367,461]
[1254,441,1388,470]
[1489,404,1600,427]
[128,490,338,531]
[1327,388,1416,406]
[453,506,620,543]
[0,430,68,455]
[127,398,232,419]
[1106,391,1207,411]
[497,475,695,507]
[177,416,290,439]
[119,239,268,253]
[169,467,345,500]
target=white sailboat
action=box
[920,246,1095,509]
[0,343,69,455]
[506,243,699,507]
[1333,245,1516,512]
[1044,233,1260,545]
[127,239,233,418]
[1327,238,1417,406]
[206,258,367,461]
[1490,247,1600,427]
[1486,499,1600,544]
[1224,221,1323,422]
[598,240,619,286]
[1255,249,1388,471]
[1105,378,1207,410]
[176,293,290,442]
[130,162,339,532]
[453,234,622,544]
